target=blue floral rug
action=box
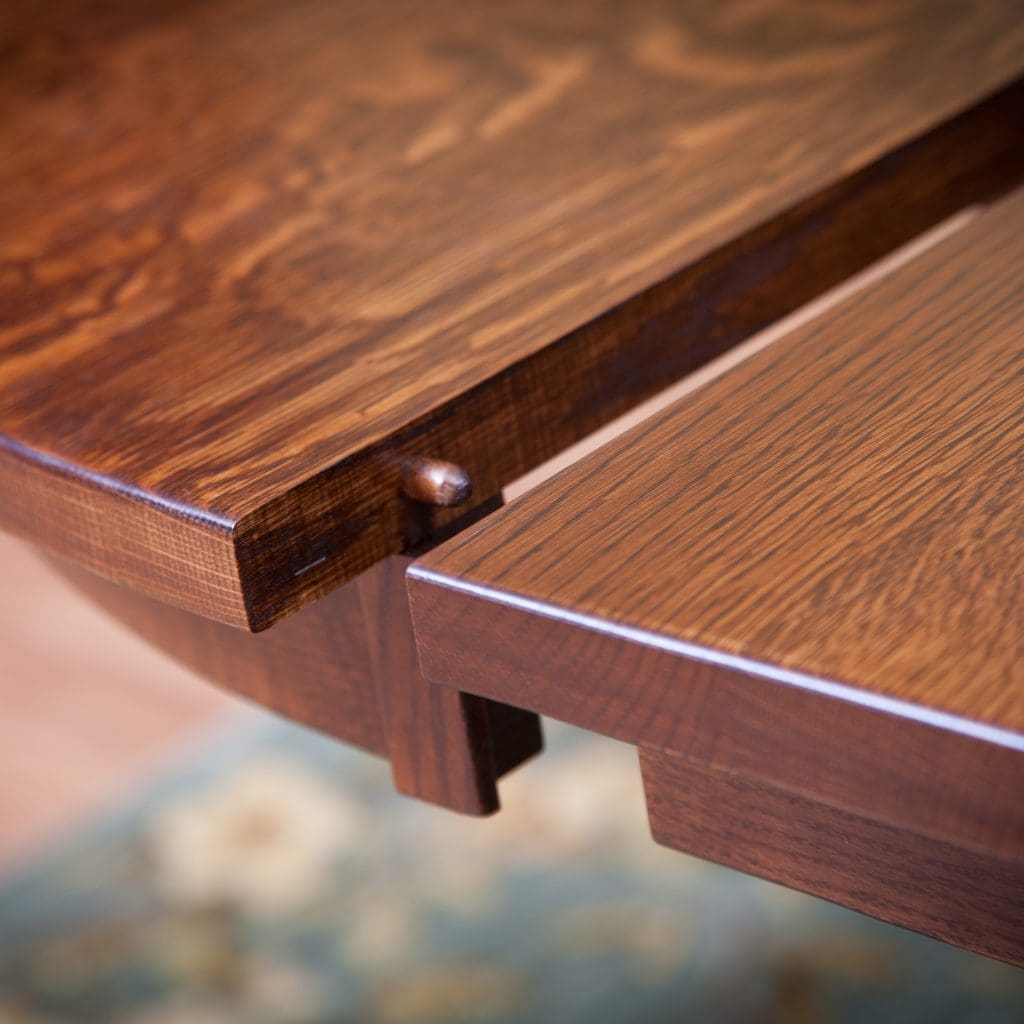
[0,716,1021,1024]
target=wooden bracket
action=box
[358,468,542,815]
[640,747,1024,966]
[359,554,541,815]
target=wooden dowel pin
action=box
[401,457,472,508]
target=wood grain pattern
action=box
[409,189,1024,953]
[412,188,1024,739]
[642,750,1024,967]
[2,0,1024,628]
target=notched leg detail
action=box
[359,554,542,815]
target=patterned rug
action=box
[0,716,1021,1024]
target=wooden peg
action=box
[401,457,472,507]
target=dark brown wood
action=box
[53,557,386,754]
[409,189,1024,957]
[641,750,1024,967]
[412,190,1024,742]
[359,555,541,815]
[484,700,546,780]
[409,589,1024,858]
[2,0,1023,629]
[52,554,540,813]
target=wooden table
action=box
[410,189,1024,965]
[2,0,1023,961]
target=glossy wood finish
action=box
[410,586,1024,855]
[53,555,541,813]
[409,190,1024,959]
[3,1,1024,629]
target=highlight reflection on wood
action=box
[2,0,1023,628]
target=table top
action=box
[412,188,1024,744]
[2,0,1024,628]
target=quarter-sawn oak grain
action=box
[409,189,1024,960]
[412,188,1024,743]
[2,0,1024,628]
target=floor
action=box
[0,537,242,871]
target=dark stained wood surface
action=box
[53,557,387,755]
[410,582,1024,858]
[359,555,542,814]
[642,751,1024,966]
[53,553,541,813]
[2,0,1024,628]
[409,189,1024,958]
[411,188,1024,741]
